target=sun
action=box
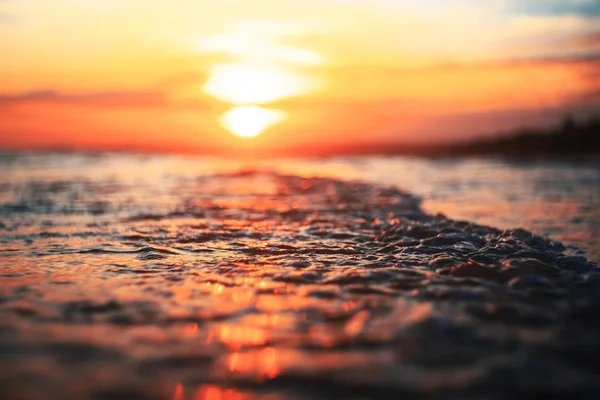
[220,106,287,138]
[203,63,310,105]
[199,29,322,139]
[204,63,300,138]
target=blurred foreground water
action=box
[1,152,599,399]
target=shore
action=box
[1,154,599,399]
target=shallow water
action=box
[267,156,600,264]
[1,153,599,399]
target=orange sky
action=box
[1,0,599,154]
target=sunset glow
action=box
[0,0,599,152]
[2,2,600,398]
[203,63,314,106]
[199,22,320,139]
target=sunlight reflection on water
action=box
[1,152,599,399]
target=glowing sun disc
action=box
[203,63,310,105]
[220,106,287,138]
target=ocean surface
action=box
[1,152,599,399]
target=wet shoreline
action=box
[1,157,599,399]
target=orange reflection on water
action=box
[206,282,226,295]
[231,290,254,305]
[256,294,312,312]
[194,384,253,400]
[218,325,268,350]
[206,329,215,344]
[228,347,280,380]
[173,384,253,400]
[173,383,184,400]
[171,286,193,303]
[308,326,337,348]
[243,313,281,328]
[184,323,199,337]
[343,301,358,312]
[345,310,370,338]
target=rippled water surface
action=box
[1,153,599,399]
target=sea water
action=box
[1,152,599,399]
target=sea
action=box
[1,152,599,399]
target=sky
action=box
[1,0,599,154]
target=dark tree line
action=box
[432,115,600,158]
